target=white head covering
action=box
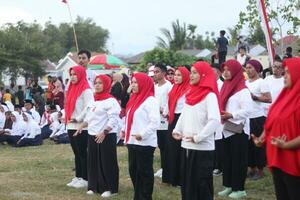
[5,101,14,112]
[10,111,27,136]
[22,112,41,136]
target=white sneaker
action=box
[154,168,163,178]
[101,191,117,198]
[86,190,94,195]
[72,178,88,188]
[66,177,79,187]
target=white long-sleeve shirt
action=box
[173,93,221,151]
[28,108,41,124]
[124,96,160,147]
[84,98,121,136]
[67,89,94,130]
[21,121,41,139]
[155,81,172,130]
[222,89,253,138]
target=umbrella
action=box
[88,54,127,70]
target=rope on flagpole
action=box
[65,1,79,52]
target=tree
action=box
[187,24,197,49]
[237,0,300,54]
[134,48,197,72]
[227,27,241,46]
[157,19,187,51]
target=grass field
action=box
[0,141,276,200]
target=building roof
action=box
[124,52,146,64]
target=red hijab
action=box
[265,58,300,176]
[65,66,90,123]
[220,59,247,111]
[125,73,154,143]
[185,61,219,107]
[94,75,113,101]
[168,67,190,124]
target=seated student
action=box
[15,112,42,147]
[53,110,69,144]
[0,103,9,130]
[40,104,58,139]
[0,111,27,145]
[14,105,23,116]
[24,99,41,124]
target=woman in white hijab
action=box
[15,112,42,147]
[0,103,8,130]
[0,111,27,145]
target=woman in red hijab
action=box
[65,66,94,189]
[253,58,300,200]
[75,74,121,197]
[218,59,252,199]
[124,72,160,200]
[163,66,190,187]
[172,61,221,200]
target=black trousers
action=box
[0,135,22,145]
[222,133,248,191]
[87,134,119,194]
[214,138,224,171]
[128,144,155,200]
[218,51,227,65]
[248,116,266,169]
[272,168,300,200]
[181,149,214,200]
[15,135,43,147]
[157,129,168,169]
[163,114,182,186]
[41,125,52,139]
[68,129,88,180]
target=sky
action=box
[0,0,248,55]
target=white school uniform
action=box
[67,89,94,130]
[222,89,253,138]
[173,93,221,151]
[155,81,172,130]
[5,111,27,136]
[20,112,41,140]
[84,98,121,136]
[124,96,160,147]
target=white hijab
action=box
[22,112,41,137]
[10,111,27,136]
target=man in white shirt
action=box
[77,50,96,89]
[245,60,271,180]
[153,64,172,178]
[236,46,251,68]
[264,59,285,109]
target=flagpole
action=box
[64,1,79,52]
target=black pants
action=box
[41,125,52,139]
[214,138,224,171]
[128,144,155,200]
[0,135,22,145]
[272,168,300,200]
[68,129,88,180]
[15,135,43,147]
[157,130,168,169]
[248,116,266,169]
[218,51,227,65]
[181,149,214,200]
[163,114,182,186]
[222,133,248,191]
[55,133,70,144]
[87,134,119,194]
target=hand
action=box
[221,111,233,121]
[95,133,106,143]
[73,128,83,137]
[183,136,195,143]
[17,139,21,145]
[69,118,77,123]
[120,131,125,139]
[132,134,142,141]
[251,134,265,147]
[251,93,259,101]
[172,132,183,141]
[271,135,287,149]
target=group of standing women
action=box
[63,56,300,200]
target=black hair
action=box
[211,63,221,71]
[78,49,91,59]
[286,46,292,53]
[47,75,52,78]
[274,55,282,62]
[154,63,167,73]
[5,89,10,93]
[196,58,204,62]
[220,30,226,36]
[239,46,246,51]
[18,85,22,90]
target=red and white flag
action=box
[257,0,275,65]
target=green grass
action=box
[0,141,275,200]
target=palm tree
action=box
[187,24,197,49]
[157,19,187,51]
